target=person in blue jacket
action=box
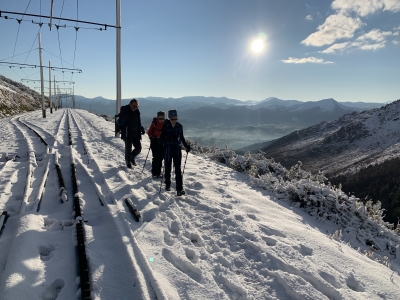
[161,109,190,196]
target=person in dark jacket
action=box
[125,99,145,168]
[147,111,165,178]
[160,109,190,196]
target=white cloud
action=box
[358,41,386,50]
[305,15,313,21]
[320,42,350,53]
[393,40,400,44]
[331,0,400,17]
[319,30,392,53]
[357,29,393,41]
[282,57,334,64]
[301,14,364,47]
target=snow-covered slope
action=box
[261,99,400,176]
[0,109,399,300]
[0,75,46,118]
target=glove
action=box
[186,144,191,153]
[140,126,145,135]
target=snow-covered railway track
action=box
[8,118,51,213]
[19,116,56,150]
[0,113,79,300]
[66,110,158,299]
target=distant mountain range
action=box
[73,95,385,125]
[256,100,400,176]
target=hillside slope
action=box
[260,99,400,176]
[0,75,48,117]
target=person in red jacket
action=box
[147,111,165,178]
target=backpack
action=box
[117,105,130,126]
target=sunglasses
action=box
[131,105,138,108]
[158,117,164,120]
[170,118,178,121]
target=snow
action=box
[0,85,16,93]
[0,108,399,299]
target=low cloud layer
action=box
[282,57,334,64]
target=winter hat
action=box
[168,109,178,118]
[157,111,165,117]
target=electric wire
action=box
[71,0,79,82]
[42,49,76,68]
[23,28,40,64]
[57,0,66,81]
[1,16,110,31]
[19,27,42,79]
[0,49,38,62]
[11,0,33,64]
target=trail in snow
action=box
[0,108,399,300]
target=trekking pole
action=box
[159,161,165,194]
[141,147,151,175]
[182,152,189,176]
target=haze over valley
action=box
[73,95,386,150]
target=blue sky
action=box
[1,0,399,103]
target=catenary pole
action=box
[115,0,121,137]
[54,75,57,110]
[49,61,52,114]
[38,32,46,118]
[49,0,54,31]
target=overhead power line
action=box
[21,79,75,84]
[0,61,82,73]
[0,10,119,30]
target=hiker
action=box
[147,111,165,178]
[119,99,145,168]
[160,109,190,196]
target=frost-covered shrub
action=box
[189,140,400,267]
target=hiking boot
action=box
[126,160,132,168]
[165,185,171,191]
[152,175,158,179]
[130,157,137,166]
[177,190,186,196]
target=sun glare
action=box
[251,38,264,53]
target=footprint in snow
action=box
[183,231,205,247]
[193,182,204,190]
[220,202,232,209]
[168,220,181,235]
[163,230,175,246]
[41,279,65,300]
[258,224,286,238]
[261,236,277,247]
[184,247,199,263]
[162,248,203,283]
[247,214,259,221]
[319,271,342,289]
[39,245,56,261]
[234,215,245,222]
[292,244,313,256]
[346,274,365,292]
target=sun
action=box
[251,38,264,53]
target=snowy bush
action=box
[189,141,400,267]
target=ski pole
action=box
[141,146,151,174]
[159,160,165,194]
[182,152,189,176]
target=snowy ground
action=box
[0,108,399,300]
